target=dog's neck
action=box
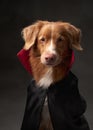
[29,50,73,88]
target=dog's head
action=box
[22,20,83,66]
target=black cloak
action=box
[21,71,90,130]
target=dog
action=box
[22,20,83,130]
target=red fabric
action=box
[69,50,74,69]
[17,49,32,75]
[17,49,74,75]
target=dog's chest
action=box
[39,97,53,130]
[42,97,50,121]
[38,68,53,89]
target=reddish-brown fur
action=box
[22,20,82,85]
[22,20,83,130]
[29,49,73,84]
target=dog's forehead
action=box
[38,22,67,37]
[38,24,52,36]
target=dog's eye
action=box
[57,36,64,42]
[40,37,46,42]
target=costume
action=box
[17,49,90,130]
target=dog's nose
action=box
[45,54,56,63]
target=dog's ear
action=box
[22,21,48,50]
[65,23,83,51]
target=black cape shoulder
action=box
[21,71,90,130]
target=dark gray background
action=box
[0,0,93,130]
